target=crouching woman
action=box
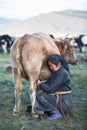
[35,54,72,120]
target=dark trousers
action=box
[34,90,72,116]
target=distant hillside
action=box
[0,10,87,37]
[56,10,87,19]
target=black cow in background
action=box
[0,34,15,53]
[74,34,87,52]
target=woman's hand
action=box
[37,80,41,86]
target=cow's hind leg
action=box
[28,71,40,118]
[12,67,22,116]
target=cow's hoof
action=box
[13,111,19,116]
[32,113,39,118]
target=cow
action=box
[10,33,78,117]
[0,34,15,53]
[73,34,87,52]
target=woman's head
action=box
[47,54,62,71]
[48,54,69,72]
[48,54,62,65]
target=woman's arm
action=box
[38,70,65,93]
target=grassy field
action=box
[0,50,87,130]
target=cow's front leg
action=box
[13,68,22,116]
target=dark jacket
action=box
[38,67,71,93]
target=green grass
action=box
[0,51,87,130]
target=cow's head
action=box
[54,39,78,65]
[0,39,8,53]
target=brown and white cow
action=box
[10,33,78,117]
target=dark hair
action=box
[48,54,69,72]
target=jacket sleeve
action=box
[39,71,65,93]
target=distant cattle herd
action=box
[0,33,87,54]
